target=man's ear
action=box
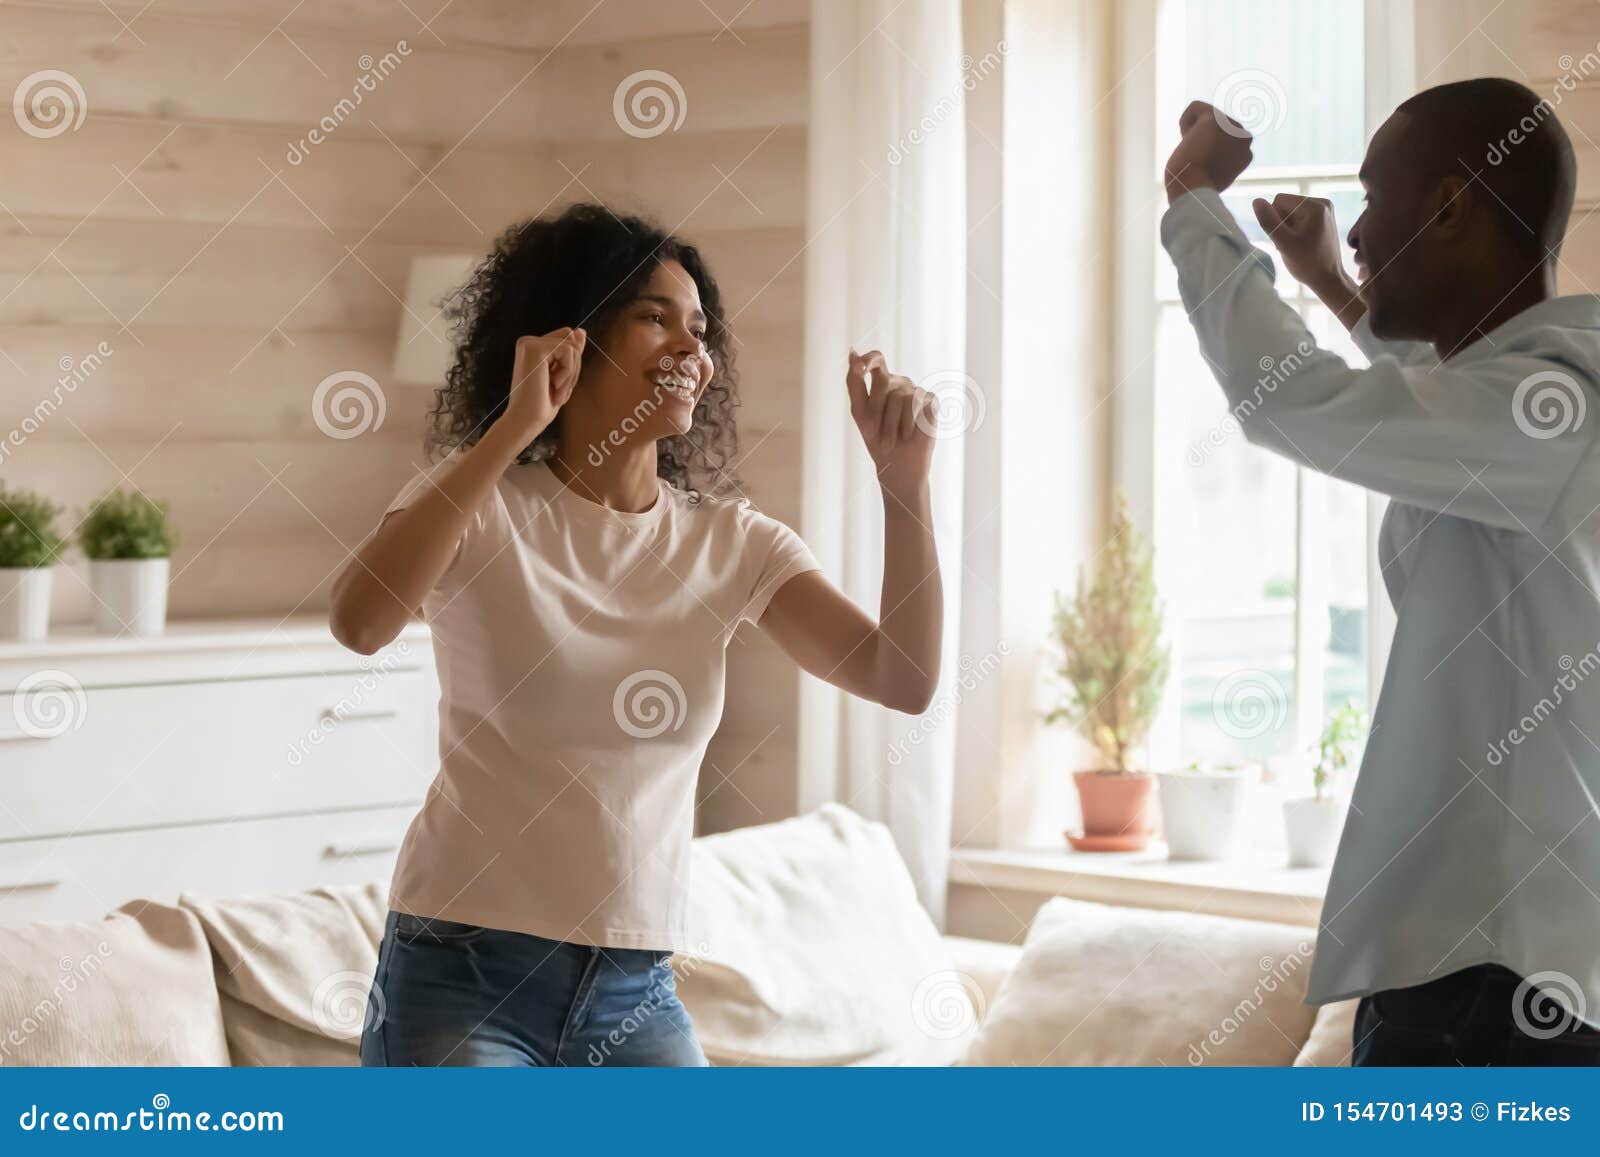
[1430,174,1475,241]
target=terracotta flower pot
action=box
[1067,770,1157,852]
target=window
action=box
[1149,0,1391,796]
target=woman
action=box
[330,203,942,1067]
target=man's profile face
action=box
[1347,113,1435,341]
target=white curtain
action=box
[798,0,968,925]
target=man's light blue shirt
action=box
[1161,186,1600,1026]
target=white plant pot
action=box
[0,566,53,641]
[1282,795,1347,868]
[1156,769,1253,861]
[89,557,169,637]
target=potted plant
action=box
[0,486,65,641]
[1045,492,1170,852]
[1156,757,1259,861]
[1282,701,1364,867]
[78,489,179,637]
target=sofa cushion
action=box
[943,934,1024,1020]
[1293,998,1358,1065]
[677,803,978,1065]
[178,882,386,1066]
[962,896,1320,1066]
[0,900,230,1066]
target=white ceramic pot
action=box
[1156,768,1253,861]
[1282,795,1347,867]
[89,557,169,637]
[0,566,53,641]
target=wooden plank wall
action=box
[0,0,813,830]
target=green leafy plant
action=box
[0,486,66,568]
[1044,491,1170,774]
[1312,701,1366,799]
[78,489,179,561]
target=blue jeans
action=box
[359,910,709,1067]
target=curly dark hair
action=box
[424,203,741,499]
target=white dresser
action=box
[0,616,438,924]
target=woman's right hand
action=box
[497,327,587,442]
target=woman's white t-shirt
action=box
[379,448,821,952]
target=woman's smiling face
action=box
[576,260,716,442]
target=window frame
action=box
[1113,0,1413,775]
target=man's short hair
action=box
[1395,77,1577,264]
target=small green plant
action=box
[1044,491,1170,774]
[78,489,179,561]
[1312,701,1366,799]
[0,486,66,568]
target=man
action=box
[1161,77,1600,1065]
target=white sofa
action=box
[0,804,1354,1066]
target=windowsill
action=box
[948,843,1330,928]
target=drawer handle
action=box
[323,839,399,858]
[319,707,399,723]
[0,876,62,893]
[0,732,53,744]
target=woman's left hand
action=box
[846,349,937,501]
